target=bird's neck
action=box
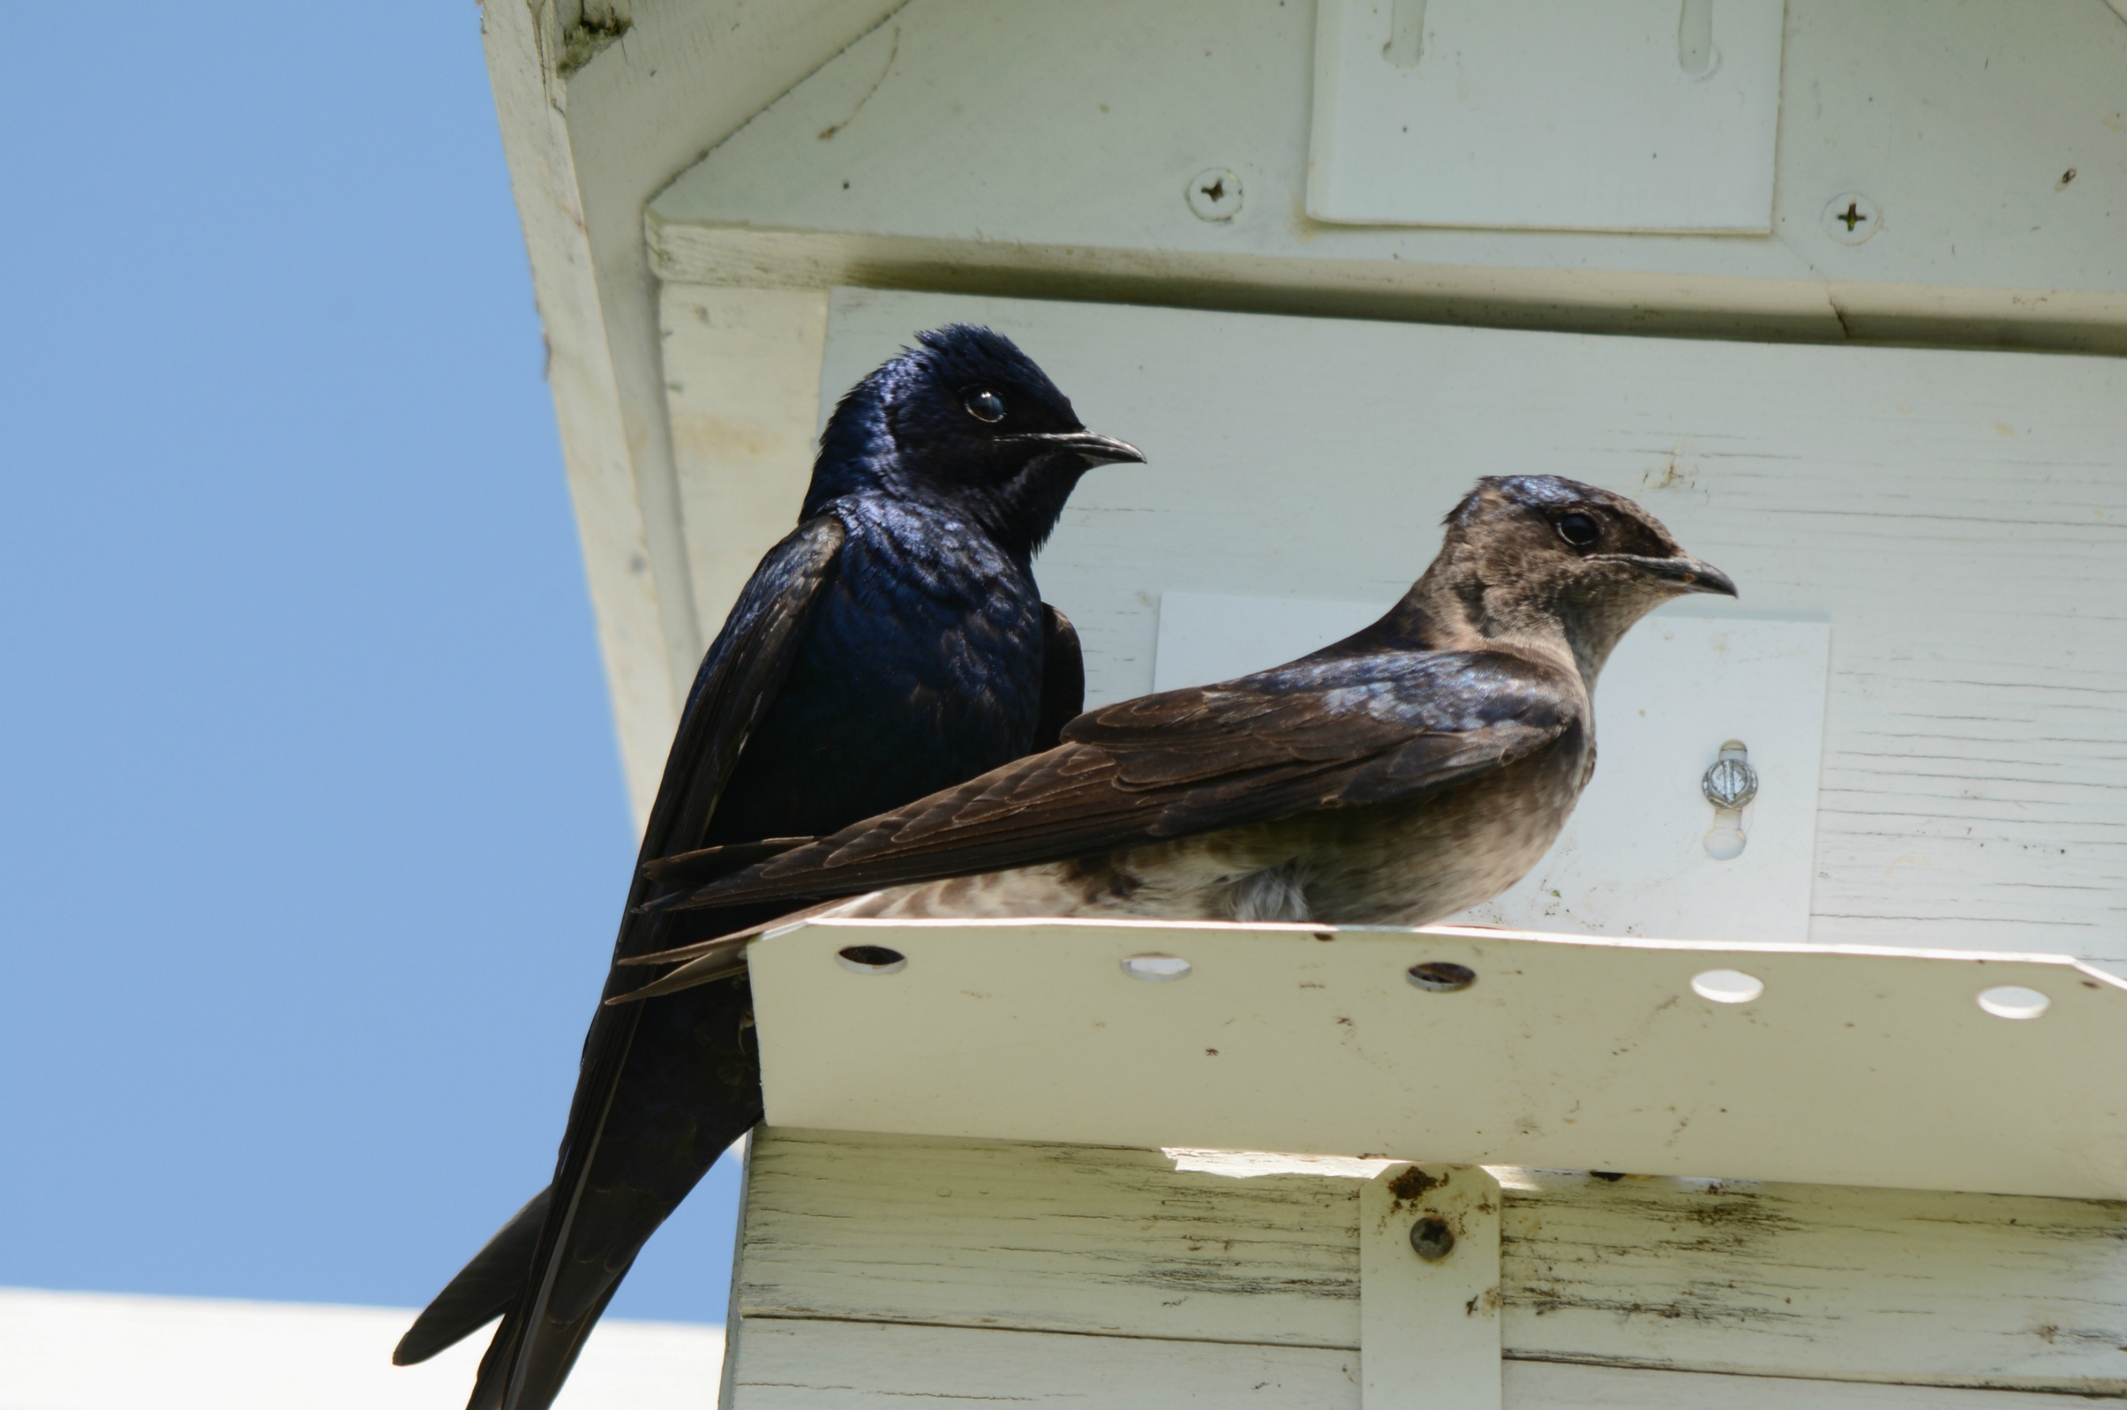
[940,465,1087,568]
[1396,561,1599,694]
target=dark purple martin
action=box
[621,475,1736,975]
[394,325,1141,1409]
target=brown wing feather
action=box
[656,653,1572,917]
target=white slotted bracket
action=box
[1308,0,1786,231]
[749,917,2127,1198]
[1361,1164,1502,1410]
[1155,595,1831,944]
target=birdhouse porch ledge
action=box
[719,916,2127,1408]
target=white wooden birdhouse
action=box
[480,3,2127,1404]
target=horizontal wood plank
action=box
[741,1129,2127,1393]
[730,1317,1357,1408]
[729,1316,2108,1409]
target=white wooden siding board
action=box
[651,0,2127,351]
[739,1131,2127,1393]
[813,289,2127,962]
[729,1316,1361,1408]
[659,285,830,634]
[738,1129,1365,1348]
[1307,0,1784,232]
[731,1320,2115,1410]
[1505,1363,2110,1410]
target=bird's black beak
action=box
[1009,430,1146,466]
[1605,554,1739,597]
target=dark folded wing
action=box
[625,516,848,912]
[1034,603,1085,752]
[668,649,1575,912]
[461,516,845,1409]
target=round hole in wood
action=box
[1691,969,1764,1004]
[836,945,907,975]
[1977,985,2049,1020]
[1407,961,1476,993]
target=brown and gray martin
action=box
[625,475,1735,995]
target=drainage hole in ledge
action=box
[1407,961,1476,993]
[836,944,907,975]
[1977,985,2049,1020]
[1691,969,1764,1004]
[1122,954,1192,982]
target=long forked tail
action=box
[394,1188,551,1366]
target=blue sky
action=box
[0,6,739,1324]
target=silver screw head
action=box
[1822,192,1880,245]
[1186,168,1242,221]
[1702,756,1759,810]
[1410,1217,1455,1261]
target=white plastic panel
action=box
[1307,0,1786,231]
[1155,595,1830,943]
[750,917,2127,1198]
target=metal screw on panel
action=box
[1410,1216,1455,1261]
[1187,168,1243,221]
[1701,747,1758,809]
[1702,740,1756,861]
[1823,192,1880,245]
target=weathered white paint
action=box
[728,1316,1360,1408]
[736,1129,2127,1393]
[660,284,831,635]
[0,1286,719,1410]
[810,288,2127,963]
[652,0,2127,351]
[728,1317,2114,1410]
[1309,0,1785,232]
[748,918,2127,1197]
[482,0,898,825]
[1153,595,1832,944]
[1361,1164,1503,1410]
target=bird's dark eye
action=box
[1556,512,1602,549]
[963,388,1006,423]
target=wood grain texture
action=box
[729,1317,1359,1408]
[739,1130,2127,1394]
[811,290,2127,965]
[728,1317,2110,1410]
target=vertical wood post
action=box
[1361,1163,1502,1410]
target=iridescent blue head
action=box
[806,324,1144,558]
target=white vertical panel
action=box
[1361,1164,1503,1410]
[1465,614,1829,941]
[1308,0,1786,231]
